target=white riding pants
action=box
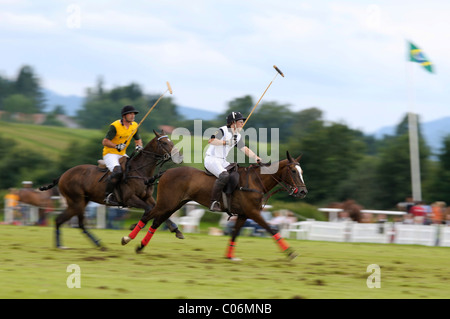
[103,153,125,172]
[204,155,229,178]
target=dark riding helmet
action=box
[226,111,246,125]
[121,105,139,116]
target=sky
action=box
[1,0,449,134]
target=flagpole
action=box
[406,58,422,202]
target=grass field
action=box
[0,121,99,158]
[1,224,449,299]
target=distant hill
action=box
[0,121,100,159]
[43,89,85,116]
[42,89,219,120]
[373,116,450,155]
[177,105,219,121]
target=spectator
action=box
[223,207,281,236]
[444,208,450,226]
[397,197,415,214]
[85,201,100,220]
[4,188,20,223]
[337,210,351,222]
[361,212,374,223]
[402,213,414,224]
[285,211,298,224]
[222,215,268,236]
[107,207,129,229]
[375,213,387,234]
[410,201,430,224]
[431,201,446,225]
[269,210,297,231]
[260,205,273,222]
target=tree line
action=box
[1,65,450,210]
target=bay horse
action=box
[122,151,307,260]
[18,187,60,225]
[39,130,184,249]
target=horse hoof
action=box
[121,236,132,245]
[99,246,107,251]
[56,246,71,250]
[226,257,242,262]
[135,245,144,254]
[287,251,298,261]
[175,231,185,240]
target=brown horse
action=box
[18,187,60,225]
[39,130,184,249]
[122,151,307,260]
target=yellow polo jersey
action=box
[102,120,139,156]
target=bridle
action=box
[243,161,306,201]
[125,135,173,183]
[139,135,172,162]
[270,163,304,196]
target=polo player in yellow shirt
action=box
[102,105,143,204]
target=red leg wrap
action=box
[141,227,157,246]
[226,241,236,259]
[272,233,289,251]
[129,220,146,239]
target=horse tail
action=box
[39,177,60,191]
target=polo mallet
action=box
[242,65,284,129]
[125,81,173,145]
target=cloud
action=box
[1,1,449,133]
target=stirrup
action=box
[104,193,117,205]
[210,201,222,212]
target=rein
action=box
[241,163,299,206]
[239,165,277,207]
[124,138,172,185]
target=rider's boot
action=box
[104,165,123,205]
[209,171,230,212]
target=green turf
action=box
[1,225,449,299]
[0,121,99,158]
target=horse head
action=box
[280,151,308,199]
[147,129,183,164]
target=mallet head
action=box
[273,65,285,77]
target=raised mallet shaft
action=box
[242,66,285,128]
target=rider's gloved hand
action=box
[223,139,234,146]
[135,145,143,152]
[116,143,126,151]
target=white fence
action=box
[4,203,39,225]
[318,207,406,222]
[281,221,450,247]
[3,201,109,229]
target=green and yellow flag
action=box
[408,41,434,73]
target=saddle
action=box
[97,157,128,172]
[205,163,240,213]
[97,157,132,206]
[97,159,108,171]
[205,163,240,194]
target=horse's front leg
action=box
[121,195,153,245]
[121,197,184,245]
[135,209,174,253]
[146,195,185,239]
[248,211,297,260]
